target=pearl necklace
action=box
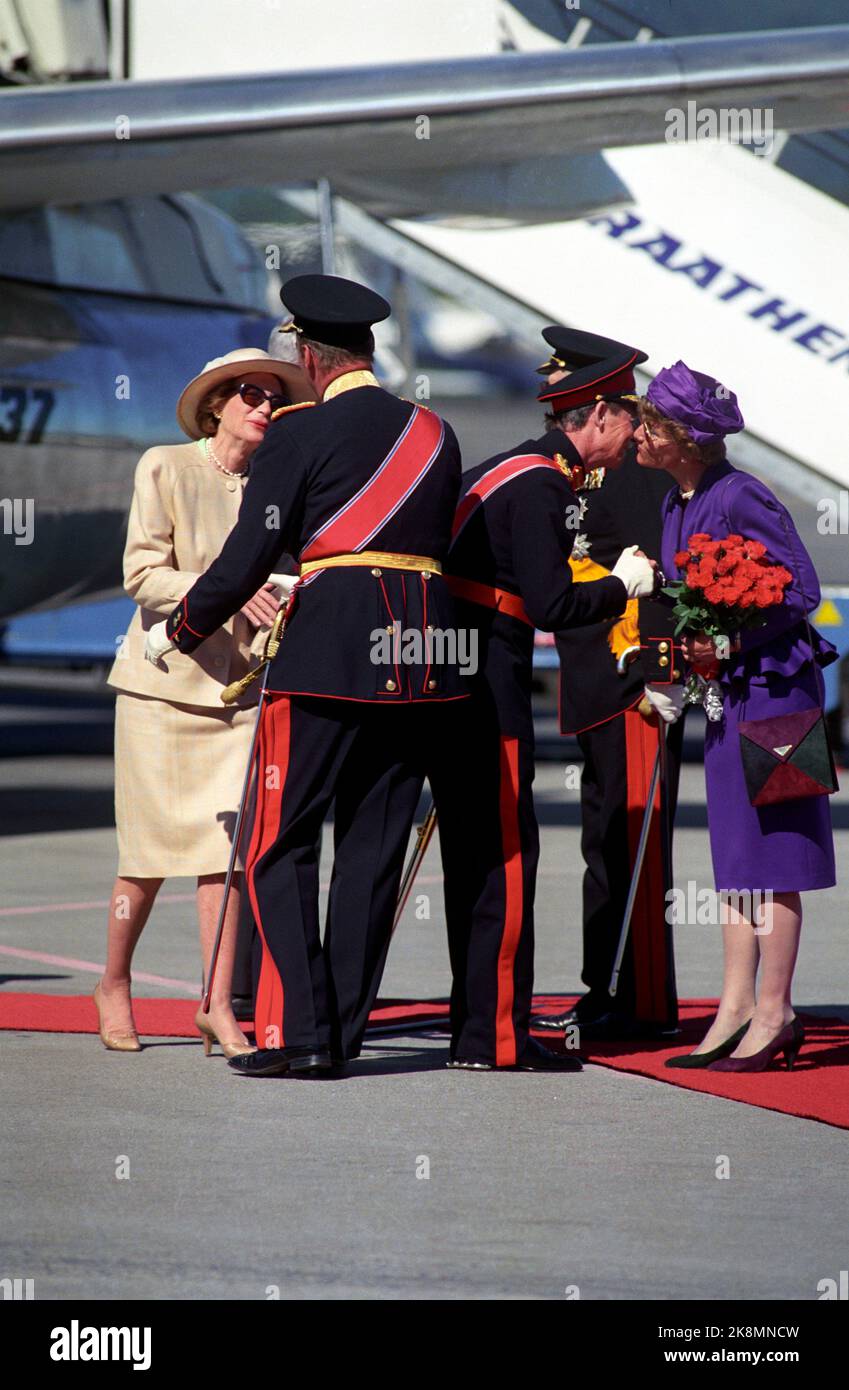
[203,436,248,478]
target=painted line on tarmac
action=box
[0,892,195,918]
[0,943,199,993]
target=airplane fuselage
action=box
[0,276,272,620]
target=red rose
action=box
[743,541,766,560]
[674,550,690,568]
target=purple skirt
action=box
[704,663,836,892]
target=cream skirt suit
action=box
[108,441,267,877]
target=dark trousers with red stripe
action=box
[577,707,682,1025]
[431,696,537,1066]
[247,693,434,1059]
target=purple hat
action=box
[645,360,744,446]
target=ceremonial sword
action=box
[200,605,287,1014]
[392,799,437,935]
[608,702,669,1001]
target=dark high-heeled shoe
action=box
[708,1017,804,1073]
[664,1020,751,1069]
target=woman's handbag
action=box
[737,509,838,807]
[739,706,837,806]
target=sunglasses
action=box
[238,382,289,412]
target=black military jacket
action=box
[164,384,468,703]
[445,429,628,739]
[556,448,679,735]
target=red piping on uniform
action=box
[537,351,639,405]
[171,611,206,641]
[247,696,291,1049]
[377,572,402,697]
[624,708,665,1021]
[401,571,411,699]
[495,736,523,1067]
[559,691,645,737]
[420,572,431,696]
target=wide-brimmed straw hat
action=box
[176,348,314,440]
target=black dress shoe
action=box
[514,1037,583,1071]
[447,1038,583,1072]
[532,991,614,1031]
[533,1005,675,1042]
[532,1009,582,1031]
[228,1045,333,1077]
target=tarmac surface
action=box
[1,698,848,1302]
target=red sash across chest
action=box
[300,404,444,564]
[446,454,563,626]
[450,454,562,543]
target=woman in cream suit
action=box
[94,348,314,1055]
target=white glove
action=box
[611,545,657,599]
[267,572,298,600]
[144,620,176,665]
[644,683,686,724]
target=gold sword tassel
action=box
[220,604,288,706]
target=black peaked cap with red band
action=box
[280,274,391,349]
[536,326,648,413]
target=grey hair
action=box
[298,333,375,372]
[545,399,633,433]
[267,319,302,363]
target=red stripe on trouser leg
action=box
[495,736,523,1067]
[624,708,666,1022]
[246,696,291,1050]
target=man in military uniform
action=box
[432,328,658,1071]
[145,274,468,1076]
[531,329,683,1040]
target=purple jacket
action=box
[659,460,837,686]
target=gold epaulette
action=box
[554,453,605,491]
[270,401,317,422]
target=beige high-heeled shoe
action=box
[93,981,142,1052]
[194,1008,256,1060]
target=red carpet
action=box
[2,991,847,1131]
[531,995,849,1133]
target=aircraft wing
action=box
[0,26,848,211]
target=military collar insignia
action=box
[554,453,605,492]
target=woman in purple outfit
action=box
[634,361,836,1073]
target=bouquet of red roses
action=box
[666,532,793,638]
[663,532,793,717]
